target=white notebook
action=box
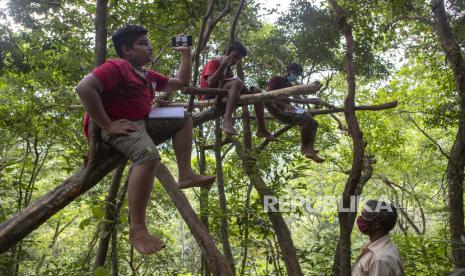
[293,106,306,114]
[148,107,185,119]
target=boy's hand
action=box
[173,46,192,53]
[223,54,235,66]
[284,106,296,113]
[154,98,171,107]
[104,119,140,135]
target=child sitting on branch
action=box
[200,41,274,139]
[75,24,215,255]
[261,63,324,163]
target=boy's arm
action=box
[206,60,228,88]
[265,85,295,112]
[162,47,192,92]
[75,74,139,135]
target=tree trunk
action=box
[332,157,374,275]
[155,164,233,276]
[94,0,108,67]
[239,86,253,276]
[214,117,236,274]
[329,1,365,275]
[198,126,212,276]
[234,130,303,275]
[431,0,465,268]
[0,145,125,253]
[94,161,127,270]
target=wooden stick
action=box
[181,87,228,97]
[308,101,398,115]
[166,100,398,115]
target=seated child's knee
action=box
[232,79,244,89]
[133,157,160,169]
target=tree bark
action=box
[239,75,253,276]
[166,100,398,114]
[213,117,236,274]
[155,164,233,276]
[329,1,365,275]
[0,145,125,253]
[94,0,108,67]
[234,137,303,275]
[197,126,212,276]
[229,0,246,44]
[94,161,127,271]
[431,0,465,268]
[183,83,322,105]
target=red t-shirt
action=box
[265,76,293,117]
[267,76,292,91]
[83,59,169,137]
[199,58,234,100]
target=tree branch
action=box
[409,116,450,159]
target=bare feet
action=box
[129,228,166,255]
[256,129,276,140]
[178,174,216,189]
[303,149,325,163]
[222,120,238,136]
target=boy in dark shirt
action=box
[75,24,215,255]
[265,63,324,162]
[200,41,274,139]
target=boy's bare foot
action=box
[129,228,166,255]
[303,149,325,163]
[222,121,238,136]
[178,174,216,189]
[256,129,276,140]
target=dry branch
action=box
[182,82,322,105]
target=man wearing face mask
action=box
[353,200,405,276]
[262,63,324,162]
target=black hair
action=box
[111,24,148,58]
[225,41,248,57]
[287,63,303,76]
[365,200,398,233]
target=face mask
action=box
[356,216,372,234]
[287,73,298,82]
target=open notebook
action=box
[148,107,185,119]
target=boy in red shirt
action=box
[200,41,274,138]
[265,63,324,162]
[75,25,215,255]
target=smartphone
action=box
[172,35,192,47]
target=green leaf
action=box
[79,217,91,230]
[92,207,105,219]
[94,266,110,276]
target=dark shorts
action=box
[266,104,314,125]
[101,113,189,165]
